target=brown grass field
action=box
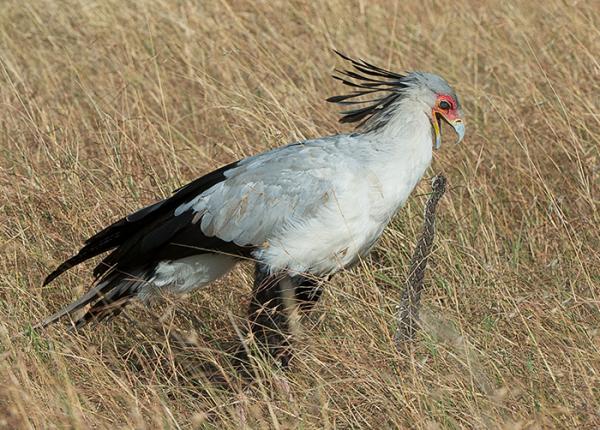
[1,0,599,428]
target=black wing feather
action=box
[43,159,241,286]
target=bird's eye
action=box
[439,100,451,110]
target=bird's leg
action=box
[233,269,328,376]
[241,263,294,368]
[292,274,326,312]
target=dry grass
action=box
[1,0,599,428]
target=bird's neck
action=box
[360,100,434,162]
[364,99,431,142]
[353,101,434,212]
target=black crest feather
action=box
[327,50,408,129]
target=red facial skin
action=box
[433,94,461,122]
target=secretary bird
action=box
[39,51,464,365]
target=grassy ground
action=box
[1,0,599,428]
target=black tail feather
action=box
[36,269,148,329]
[39,157,247,330]
[72,275,145,328]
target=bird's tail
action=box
[35,268,150,330]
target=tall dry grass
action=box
[0,0,599,428]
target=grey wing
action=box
[37,138,349,328]
[178,143,340,247]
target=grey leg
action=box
[234,266,328,375]
[238,263,293,368]
[292,274,325,312]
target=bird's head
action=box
[408,72,465,149]
[327,51,465,149]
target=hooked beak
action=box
[432,111,465,150]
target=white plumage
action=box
[39,53,464,341]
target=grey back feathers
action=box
[327,51,458,132]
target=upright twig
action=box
[395,174,447,347]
